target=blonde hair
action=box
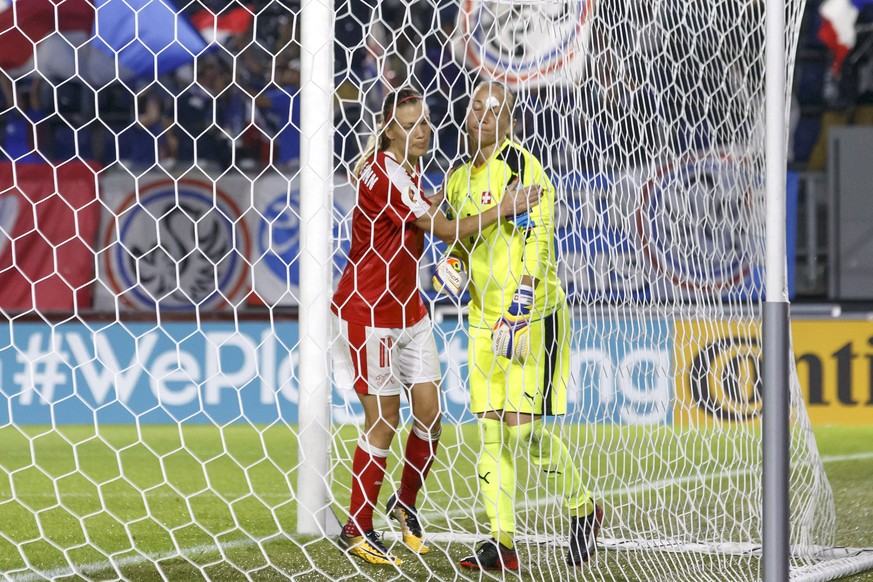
[352,87,424,178]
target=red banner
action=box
[0,162,99,312]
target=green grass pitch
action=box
[0,424,870,581]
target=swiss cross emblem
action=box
[481,191,492,205]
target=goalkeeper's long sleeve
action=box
[520,177,556,284]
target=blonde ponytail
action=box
[353,133,379,178]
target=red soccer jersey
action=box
[332,151,432,327]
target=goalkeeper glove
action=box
[433,255,468,298]
[492,284,534,360]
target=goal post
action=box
[296,0,338,537]
[763,0,790,579]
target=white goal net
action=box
[0,0,870,580]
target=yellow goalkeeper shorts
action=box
[468,302,571,416]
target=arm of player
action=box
[520,172,556,282]
[414,178,542,245]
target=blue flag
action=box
[93,0,208,78]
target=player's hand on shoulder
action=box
[492,284,534,360]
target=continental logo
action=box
[688,336,762,422]
[796,338,873,407]
[677,320,873,426]
[674,321,761,425]
[793,321,873,426]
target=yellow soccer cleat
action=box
[386,493,429,555]
[338,529,402,566]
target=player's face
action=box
[385,102,432,162]
[466,86,512,149]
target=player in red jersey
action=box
[333,87,541,566]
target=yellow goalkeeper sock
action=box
[507,420,595,517]
[477,417,516,550]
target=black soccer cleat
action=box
[459,538,519,571]
[567,503,603,566]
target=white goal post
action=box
[296,0,339,537]
[763,0,791,578]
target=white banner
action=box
[96,172,255,312]
[453,0,592,88]
[96,152,765,312]
[246,174,356,307]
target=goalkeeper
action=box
[444,81,603,571]
[332,87,540,567]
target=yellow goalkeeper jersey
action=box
[444,138,566,328]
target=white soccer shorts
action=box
[332,314,441,396]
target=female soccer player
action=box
[443,81,603,571]
[332,87,541,566]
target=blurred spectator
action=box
[30,74,96,163]
[335,0,373,96]
[116,88,174,172]
[234,27,272,96]
[172,58,238,172]
[803,27,873,171]
[255,58,301,170]
[417,3,466,165]
[0,76,43,163]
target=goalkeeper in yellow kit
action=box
[443,81,602,571]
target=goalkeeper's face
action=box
[385,102,432,162]
[466,86,512,149]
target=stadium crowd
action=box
[0,0,467,175]
[0,0,871,177]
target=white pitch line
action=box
[3,451,872,581]
[5,537,272,582]
[422,451,873,522]
[1,452,871,505]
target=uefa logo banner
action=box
[97,173,251,312]
[636,152,765,298]
[248,175,356,307]
[454,0,592,87]
[553,156,766,305]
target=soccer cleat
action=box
[567,503,603,567]
[386,493,429,554]
[459,539,519,571]
[338,529,402,566]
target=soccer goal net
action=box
[0,0,870,580]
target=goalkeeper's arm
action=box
[414,179,542,245]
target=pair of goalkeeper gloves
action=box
[433,255,533,361]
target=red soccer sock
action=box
[344,437,389,536]
[397,426,440,508]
